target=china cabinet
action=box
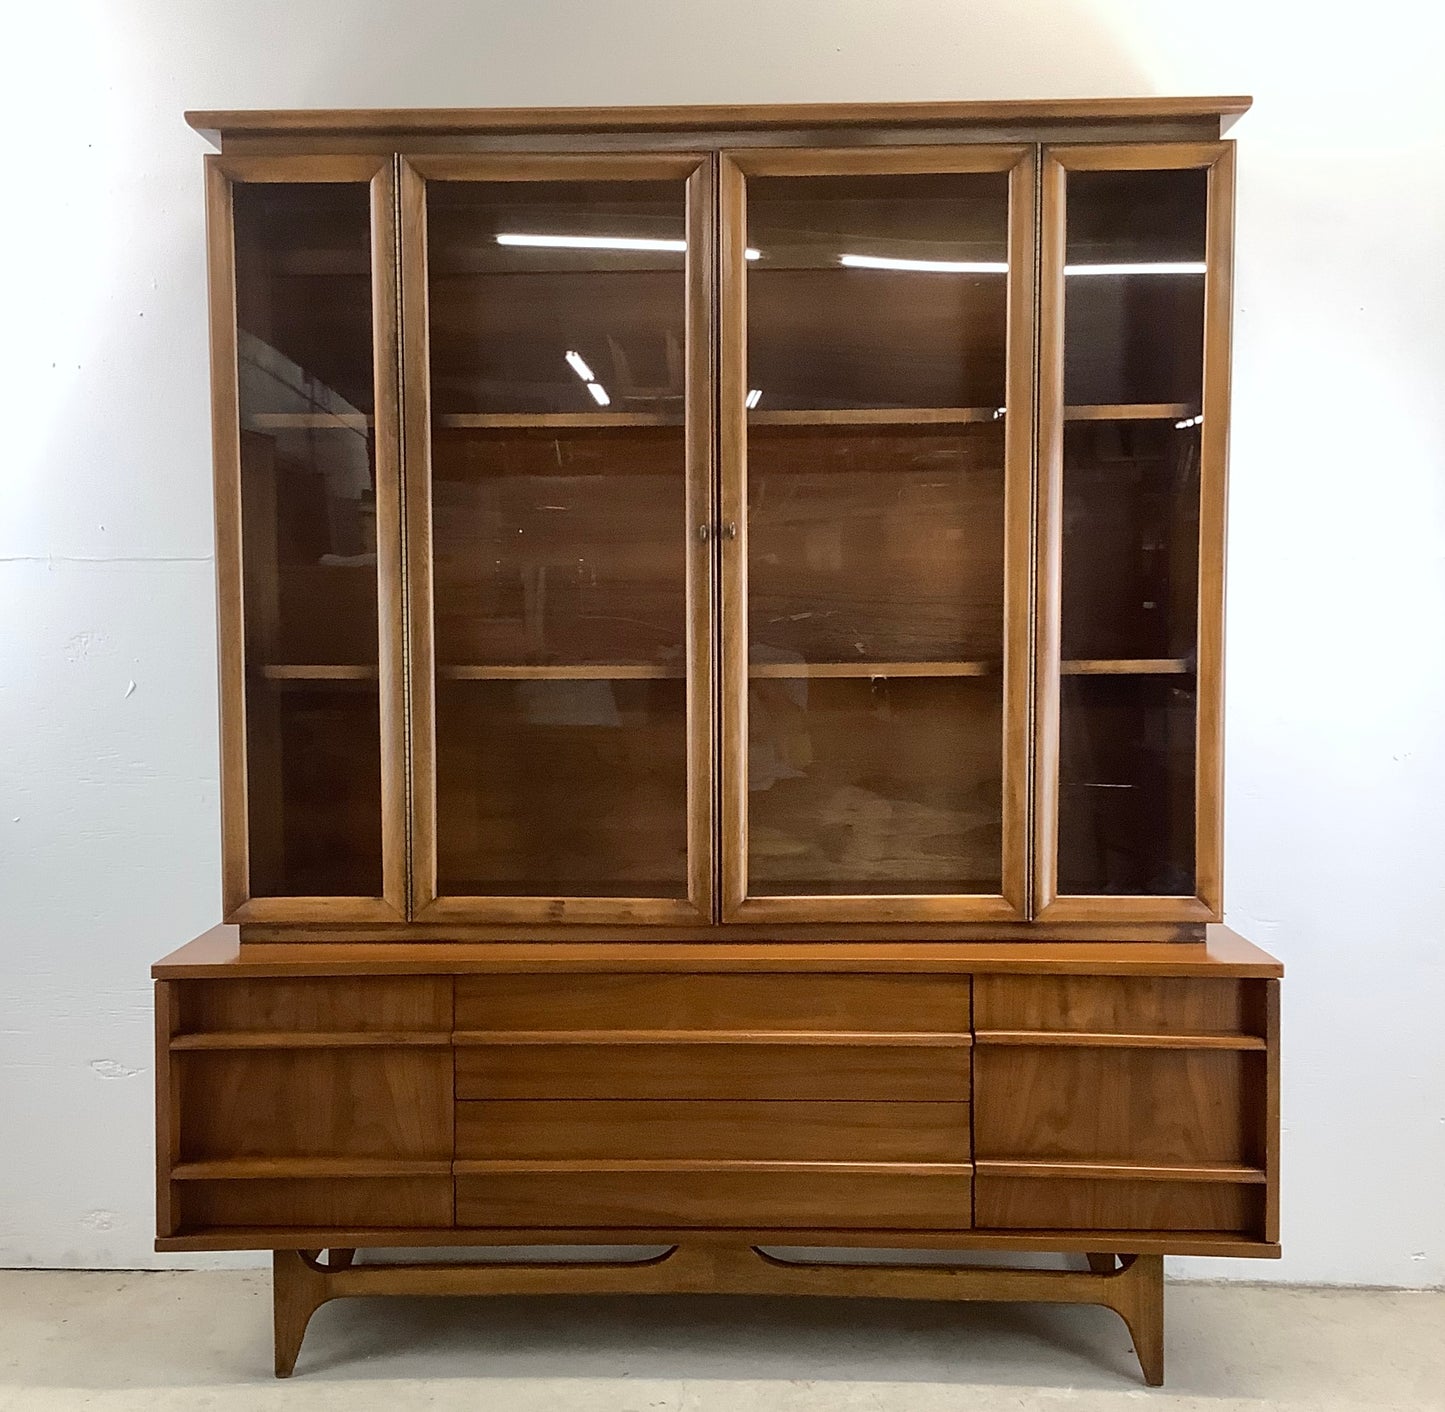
[155,98,1280,1385]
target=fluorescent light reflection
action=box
[1174,413,1203,430]
[840,254,1008,274]
[745,389,763,409]
[585,382,611,407]
[564,349,595,382]
[1065,261,1207,276]
[499,233,685,253]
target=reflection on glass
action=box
[1057,167,1208,896]
[232,182,382,897]
[747,172,1010,410]
[744,172,1011,896]
[427,180,687,415]
[427,180,691,897]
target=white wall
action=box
[2,0,1442,1286]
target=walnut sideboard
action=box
[157,96,1281,1384]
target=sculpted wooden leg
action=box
[1086,1252,1117,1275]
[273,1250,330,1378]
[1111,1254,1165,1387]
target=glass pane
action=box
[747,172,1009,410]
[427,179,690,897]
[744,171,1011,895]
[233,182,382,897]
[1057,166,1208,895]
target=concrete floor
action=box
[0,1270,1439,1410]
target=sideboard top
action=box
[186,96,1252,147]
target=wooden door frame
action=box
[206,153,407,924]
[1033,142,1235,924]
[717,146,1037,924]
[399,151,717,925]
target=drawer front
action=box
[457,1099,970,1163]
[176,976,452,1036]
[456,973,970,1034]
[974,1047,1258,1167]
[976,1174,1263,1235]
[456,1166,973,1230]
[455,1041,971,1101]
[176,1048,453,1161]
[176,1176,454,1229]
[974,975,1255,1038]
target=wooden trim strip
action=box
[212,154,388,183]
[1045,141,1231,172]
[157,1227,1280,1259]
[227,897,407,925]
[186,99,1254,142]
[977,1159,1267,1184]
[749,407,999,426]
[728,144,1029,177]
[170,1030,451,1050]
[975,1029,1265,1050]
[154,981,179,1238]
[399,157,438,920]
[1263,978,1282,1242]
[406,152,705,181]
[452,1159,975,1175]
[1001,145,1036,921]
[171,1159,451,1181]
[451,1029,971,1047]
[371,160,408,920]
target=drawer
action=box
[455,1040,971,1101]
[175,1175,453,1230]
[974,975,1257,1039]
[456,1165,973,1230]
[176,1048,453,1161]
[455,973,969,1034]
[457,1099,970,1163]
[175,976,452,1036]
[975,1173,1265,1237]
[974,1046,1260,1167]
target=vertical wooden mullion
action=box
[205,157,251,919]
[371,160,407,920]
[398,158,438,918]
[1195,144,1235,919]
[1001,148,1037,920]
[717,156,749,919]
[153,981,180,1238]
[684,159,718,921]
[1032,152,1068,917]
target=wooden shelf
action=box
[975,1030,1266,1051]
[1063,403,1198,422]
[439,664,682,681]
[171,1158,452,1181]
[453,1159,976,1176]
[749,661,994,680]
[436,411,680,430]
[749,407,1001,427]
[255,664,379,683]
[1061,658,1193,676]
[171,1030,451,1051]
[244,413,372,430]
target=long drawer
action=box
[456,1164,973,1230]
[455,1039,971,1101]
[455,973,971,1034]
[456,1099,971,1163]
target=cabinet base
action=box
[271,1244,1165,1385]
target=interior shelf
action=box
[749,407,1000,426]
[438,664,682,681]
[436,411,682,429]
[170,1158,452,1181]
[1061,658,1194,676]
[1063,403,1198,422]
[748,661,994,679]
[170,1030,451,1050]
[255,664,379,683]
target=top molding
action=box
[186,97,1252,147]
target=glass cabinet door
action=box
[208,156,405,922]
[1035,144,1234,921]
[402,155,714,923]
[719,148,1035,922]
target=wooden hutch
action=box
[154,97,1281,1384]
